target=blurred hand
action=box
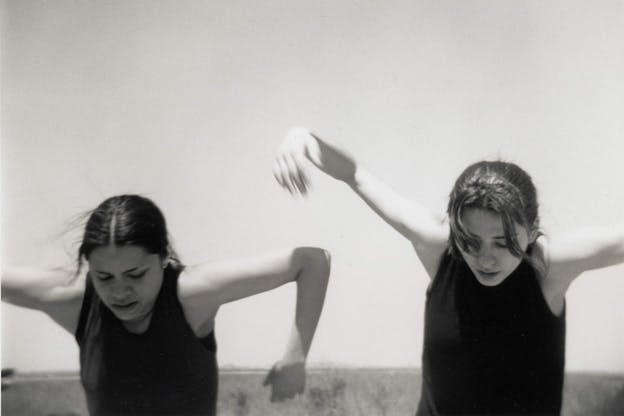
[274,126,357,195]
[262,359,306,402]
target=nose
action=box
[477,249,497,270]
[109,278,133,300]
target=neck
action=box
[122,310,154,334]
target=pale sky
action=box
[1,0,623,373]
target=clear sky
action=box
[2,0,623,373]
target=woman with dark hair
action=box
[2,194,331,416]
[273,127,624,415]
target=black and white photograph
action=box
[2,1,624,415]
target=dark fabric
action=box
[75,265,218,416]
[417,252,566,416]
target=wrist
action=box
[345,165,364,188]
[283,350,306,364]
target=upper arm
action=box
[1,266,85,332]
[544,225,624,288]
[350,168,449,260]
[178,247,330,311]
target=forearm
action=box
[282,247,330,362]
[303,130,445,245]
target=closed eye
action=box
[94,273,113,281]
[127,270,147,279]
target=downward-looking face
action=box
[88,244,165,332]
[458,208,531,287]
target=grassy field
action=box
[2,368,624,415]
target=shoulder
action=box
[532,235,571,316]
[170,266,218,336]
[176,264,219,303]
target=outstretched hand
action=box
[262,359,306,402]
[274,127,357,196]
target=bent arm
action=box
[281,247,330,362]
[179,247,331,360]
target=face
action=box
[457,208,532,287]
[88,244,165,330]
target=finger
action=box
[285,155,307,195]
[275,157,295,195]
[283,156,303,195]
[272,163,284,186]
[292,153,311,195]
[272,162,289,190]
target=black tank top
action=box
[75,265,218,416]
[418,252,565,415]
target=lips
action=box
[112,301,138,309]
[477,270,499,277]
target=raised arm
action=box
[274,127,448,276]
[1,266,85,333]
[177,246,331,401]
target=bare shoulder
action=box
[533,235,573,317]
[411,216,449,279]
[176,265,224,337]
[176,264,220,305]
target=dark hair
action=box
[77,195,179,272]
[447,161,542,267]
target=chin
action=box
[475,276,506,287]
[471,269,511,287]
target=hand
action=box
[262,359,306,402]
[274,127,357,195]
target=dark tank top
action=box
[417,252,565,415]
[75,265,218,416]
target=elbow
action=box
[293,247,331,280]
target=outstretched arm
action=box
[178,246,331,401]
[274,127,448,276]
[545,225,624,285]
[535,224,624,315]
[1,266,85,333]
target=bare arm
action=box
[535,225,624,313]
[274,127,448,276]
[1,266,85,333]
[546,225,624,282]
[178,247,331,400]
